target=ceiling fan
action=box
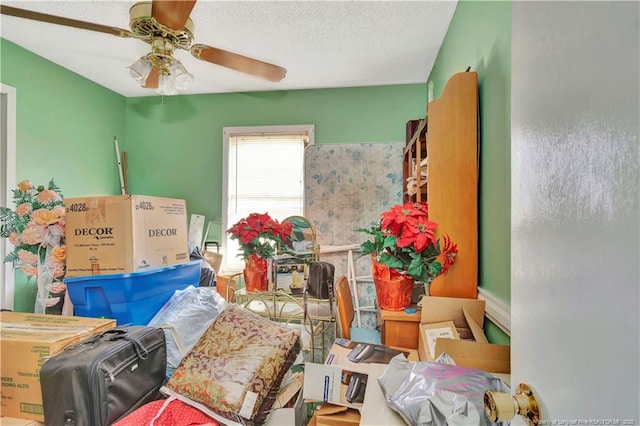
[0,0,287,95]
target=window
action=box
[222,125,314,272]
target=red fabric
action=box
[112,399,219,426]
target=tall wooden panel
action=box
[427,72,478,299]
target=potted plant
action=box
[227,212,293,292]
[0,179,67,314]
[356,201,458,310]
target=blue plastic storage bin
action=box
[65,260,201,325]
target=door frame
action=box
[1,83,17,310]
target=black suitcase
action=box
[307,261,335,300]
[40,326,167,426]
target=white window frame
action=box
[221,124,314,274]
[1,84,17,310]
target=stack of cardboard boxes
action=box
[62,194,198,326]
[0,313,116,423]
[264,366,306,426]
[418,296,510,375]
[1,194,192,424]
[303,340,421,425]
[302,296,511,425]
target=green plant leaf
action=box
[428,262,443,277]
[359,240,377,256]
[379,253,404,270]
[406,262,425,281]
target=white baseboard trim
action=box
[477,288,511,336]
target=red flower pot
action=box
[243,254,268,292]
[371,257,414,310]
[373,274,414,311]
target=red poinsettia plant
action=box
[357,201,458,283]
[227,212,293,260]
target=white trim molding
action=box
[1,83,17,310]
[478,288,511,336]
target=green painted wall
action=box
[1,40,126,196]
[3,4,514,346]
[1,39,126,311]
[2,38,426,311]
[124,85,426,226]
[428,0,511,344]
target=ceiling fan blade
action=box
[144,67,161,89]
[151,0,197,31]
[191,44,287,82]
[0,5,132,38]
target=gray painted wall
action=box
[512,1,639,419]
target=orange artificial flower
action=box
[51,245,67,262]
[1,180,67,298]
[16,203,32,217]
[21,264,38,277]
[20,226,44,245]
[37,189,60,204]
[17,180,33,192]
[31,209,60,226]
[17,249,39,265]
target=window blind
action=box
[223,129,310,272]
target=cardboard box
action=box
[203,250,223,274]
[418,296,510,374]
[420,295,485,339]
[303,362,370,411]
[264,365,305,426]
[272,370,303,410]
[308,404,361,426]
[306,345,414,425]
[64,195,189,277]
[417,320,460,362]
[303,341,424,424]
[433,308,510,374]
[0,313,116,421]
[264,388,306,426]
[325,339,415,369]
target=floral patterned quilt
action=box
[162,305,301,426]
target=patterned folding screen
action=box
[304,142,403,328]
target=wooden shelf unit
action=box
[403,119,428,202]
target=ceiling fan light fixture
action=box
[157,72,178,96]
[0,1,288,95]
[171,61,194,89]
[127,57,152,85]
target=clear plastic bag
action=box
[378,354,510,426]
[148,285,228,377]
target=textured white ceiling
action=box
[0,0,457,97]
